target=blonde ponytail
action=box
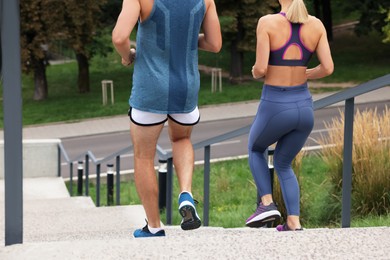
[286,0,309,23]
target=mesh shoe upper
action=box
[133,223,166,238]
[245,202,281,227]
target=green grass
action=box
[1,30,389,128]
[67,155,390,228]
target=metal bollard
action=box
[267,148,275,195]
[158,159,167,211]
[107,164,114,206]
[77,161,83,196]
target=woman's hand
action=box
[252,65,265,79]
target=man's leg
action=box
[130,121,164,228]
[168,119,201,230]
[167,119,194,192]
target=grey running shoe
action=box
[245,202,281,228]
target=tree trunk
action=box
[33,59,48,101]
[230,41,244,83]
[322,0,333,42]
[76,52,90,93]
[313,0,321,19]
[229,17,244,83]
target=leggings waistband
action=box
[261,82,311,102]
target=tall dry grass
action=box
[317,107,390,216]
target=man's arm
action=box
[112,0,140,66]
[198,0,222,53]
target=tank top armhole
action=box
[139,0,157,24]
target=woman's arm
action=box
[112,0,140,66]
[306,21,334,79]
[198,0,222,53]
[252,16,270,79]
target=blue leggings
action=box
[248,83,314,216]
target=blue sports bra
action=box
[268,13,313,67]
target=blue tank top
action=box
[268,13,313,67]
[130,0,206,114]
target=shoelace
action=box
[142,219,150,232]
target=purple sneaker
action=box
[276,223,303,231]
[245,202,281,228]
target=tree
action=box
[20,0,109,100]
[61,0,107,93]
[20,0,56,100]
[345,0,390,40]
[383,9,390,43]
[311,0,333,41]
[215,0,277,81]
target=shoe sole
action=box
[246,212,281,228]
[179,205,201,230]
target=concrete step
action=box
[0,204,148,244]
[0,177,70,202]
[24,196,96,213]
[0,226,389,259]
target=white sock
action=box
[179,191,193,198]
[148,225,163,234]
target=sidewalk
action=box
[0,86,389,140]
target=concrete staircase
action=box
[0,177,389,259]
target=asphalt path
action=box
[60,101,389,178]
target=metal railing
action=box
[58,74,390,228]
[58,144,133,206]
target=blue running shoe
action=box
[133,223,165,238]
[178,192,201,230]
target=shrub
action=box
[317,106,390,218]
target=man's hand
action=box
[122,48,136,66]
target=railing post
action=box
[2,0,24,246]
[96,164,101,207]
[116,156,121,205]
[204,145,211,226]
[342,98,355,228]
[58,146,61,177]
[77,161,83,196]
[158,159,167,211]
[85,155,89,195]
[69,162,73,196]
[166,158,174,225]
[107,164,114,206]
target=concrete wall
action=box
[0,139,60,179]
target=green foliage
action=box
[216,0,278,51]
[20,0,51,73]
[61,0,107,57]
[382,8,390,43]
[343,0,390,40]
